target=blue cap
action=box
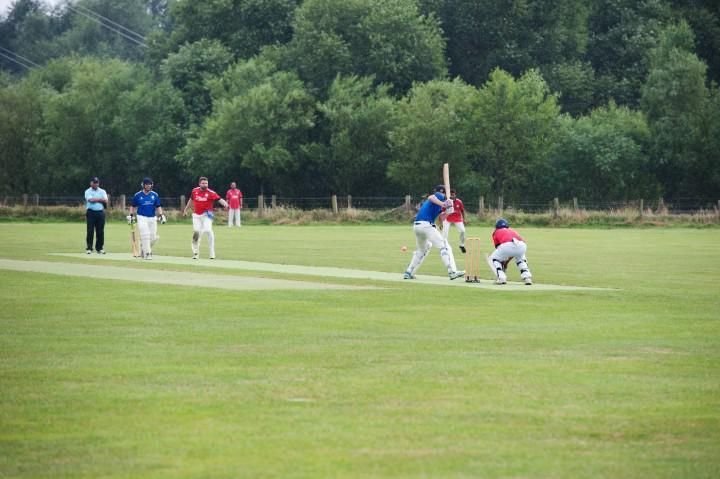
[142,177,153,185]
[90,176,99,183]
[495,218,509,229]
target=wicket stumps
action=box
[464,237,483,282]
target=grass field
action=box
[1,222,719,478]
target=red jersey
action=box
[492,227,524,247]
[190,187,221,215]
[445,198,465,223]
[226,188,243,209]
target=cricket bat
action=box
[130,222,140,257]
[442,163,450,199]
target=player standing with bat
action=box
[128,178,166,260]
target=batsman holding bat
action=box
[128,177,165,260]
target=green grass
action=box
[1,223,719,478]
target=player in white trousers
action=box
[404,185,464,280]
[441,189,467,253]
[488,218,533,285]
[182,176,228,259]
[226,182,243,227]
[129,178,166,260]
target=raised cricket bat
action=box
[130,222,140,257]
[442,163,450,199]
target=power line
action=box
[72,3,146,43]
[0,48,38,70]
[66,4,147,48]
[0,46,40,67]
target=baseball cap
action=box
[90,176,100,183]
[142,177,153,185]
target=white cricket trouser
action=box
[442,220,466,246]
[192,213,215,257]
[228,208,241,227]
[405,221,458,275]
[489,239,531,282]
[137,215,158,256]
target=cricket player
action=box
[226,182,243,227]
[129,177,165,260]
[403,185,464,280]
[441,189,467,253]
[489,218,533,285]
[182,176,228,259]
[84,176,108,254]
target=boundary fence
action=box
[1,194,719,216]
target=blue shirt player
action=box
[129,178,166,260]
[403,185,464,280]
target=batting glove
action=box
[158,214,167,224]
[126,214,136,224]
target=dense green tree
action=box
[471,69,561,202]
[168,0,300,59]
[641,21,712,198]
[0,77,49,194]
[388,78,479,194]
[160,39,233,122]
[181,57,317,194]
[543,61,596,116]
[317,75,397,194]
[287,0,447,96]
[587,0,672,108]
[551,102,656,202]
[434,0,589,87]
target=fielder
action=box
[225,181,243,227]
[182,176,228,259]
[441,189,467,253]
[488,218,533,285]
[403,185,464,280]
[129,177,165,260]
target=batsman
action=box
[128,177,166,260]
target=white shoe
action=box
[496,279,507,285]
[403,272,415,279]
[145,253,153,260]
[98,249,105,254]
[192,253,198,260]
[86,249,92,254]
[523,277,533,285]
[449,270,465,280]
[209,255,216,260]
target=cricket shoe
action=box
[192,253,199,260]
[86,249,92,254]
[209,255,216,260]
[98,249,105,254]
[523,277,533,285]
[495,279,507,285]
[145,253,153,260]
[403,272,416,280]
[449,270,465,280]
[459,245,466,253]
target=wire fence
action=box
[1,194,718,215]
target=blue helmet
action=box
[495,218,509,229]
[434,184,446,194]
[142,177,153,185]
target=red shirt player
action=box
[488,218,533,285]
[225,182,243,227]
[182,176,228,259]
[441,189,468,253]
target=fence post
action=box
[258,194,264,217]
[639,199,644,216]
[119,194,126,211]
[271,194,277,208]
[478,196,484,215]
[553,197,560,217]
[22,194,28,207]
[573,197,578,210]
[717,200,720,220]
[347,195,352,209]
[405,195,412,211]
[180,195,185,211]
[657,197,665,214]
[497,195,504,213]
[331,194,338,214]
[33,194,39,206]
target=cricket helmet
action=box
[142,177,153,185]
[434,184,446,194]
[495,218,509,229]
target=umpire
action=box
[85,176,108,254]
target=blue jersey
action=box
[415,192,445,223]
[132,190,161,217]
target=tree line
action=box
[1,0,718,204]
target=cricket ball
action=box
[401,245,408,252]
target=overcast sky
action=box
[1,0,63,16]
